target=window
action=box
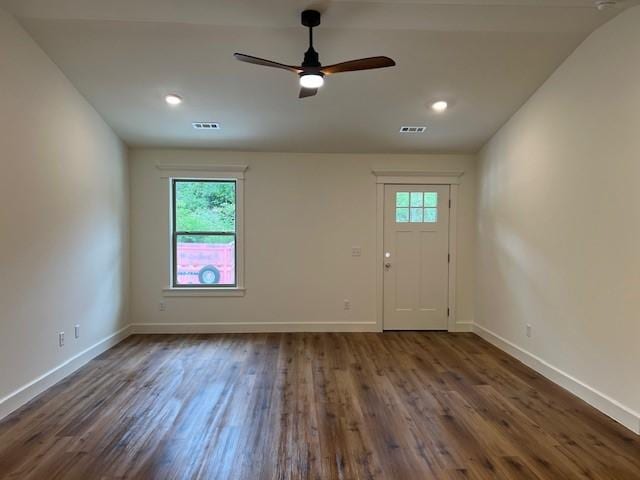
[395,191,438,223]
[171,179,238,288]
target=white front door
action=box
[383,185,450,330]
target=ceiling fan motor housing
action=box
[302,48,321,68]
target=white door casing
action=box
[383,184,450,330]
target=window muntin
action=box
[172,179,237,287]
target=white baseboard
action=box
[131,321,379,334]
[473,323,640,435]
[0,325,132,421]
[454,322,474,332]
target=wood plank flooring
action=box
[0,333,638,479]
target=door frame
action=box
[373,169,464,332]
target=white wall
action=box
[130,150,475,332]
[0,9,129,415]
[476,7,640,433]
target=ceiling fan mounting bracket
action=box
[301,10,321,28]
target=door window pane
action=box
[424,208,438,223]
[396,208,409,223]
[410,208,423,222]
[424,192,438,208]
[176,235,235,286]
[395,191,440,223]
[396,192,410,208]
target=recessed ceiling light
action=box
[595,0,617,10]
[431,101,448,113]
[165,94,183,106]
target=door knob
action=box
[385,263,392,269]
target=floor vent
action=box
[192,122,220,130]
[399,126,427,134]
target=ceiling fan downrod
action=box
[301,10,321,68]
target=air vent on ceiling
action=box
[192,122,220,130]
[399,126,427,134]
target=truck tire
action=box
[198,265,221,284]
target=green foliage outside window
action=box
[175,181,235,243]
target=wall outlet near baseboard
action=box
[344,299,351,310]
[75,325,80,339]
[59,332,65,347]
[526,324,532,338]
[159,302,166,312]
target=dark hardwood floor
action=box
[0,333,638,479]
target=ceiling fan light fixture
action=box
[299,73,324,89]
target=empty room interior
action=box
[1,0,640,478]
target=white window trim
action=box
[157,164,247,297]
[372,169,463,332]
[162,287,245,297]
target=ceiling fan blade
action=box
[299,87,318,99]
[234,53,302,73]
[321,56,395,75]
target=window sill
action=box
[162,287,245,297]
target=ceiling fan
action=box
[234,10,396,99]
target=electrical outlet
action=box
[351,246,362,257]
[159,302,166,312]
[59,332,65,347]
[344,299,351,310]
[526,324,532,338]
[75,325,80,339]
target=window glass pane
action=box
[424,192,438,208]
[176,235,235,286]
[424,208,438,223]
[396,192,409,208]
[410,192,423,207]
[410,208,423,222]
[175,181,235,232]
[396,208,409,223]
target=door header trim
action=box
[371,169,464,185]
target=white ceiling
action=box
[1,0,633,153]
